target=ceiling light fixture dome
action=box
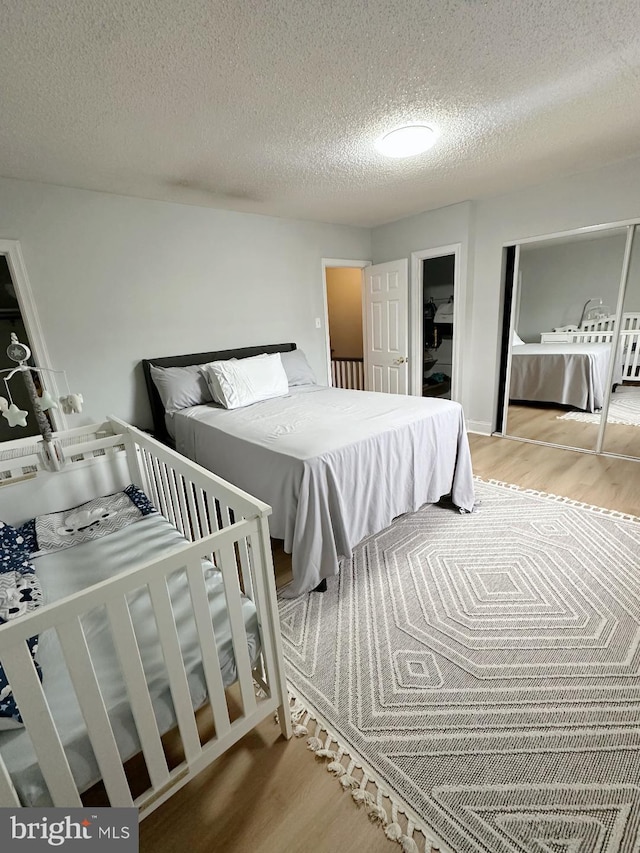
[375,124,440,158]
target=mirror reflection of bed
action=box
[501,224,640,460]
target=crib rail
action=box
[620,329,640,379]
[0,419,291,816]
[0,421,127,486]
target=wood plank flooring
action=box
[140,434,640,853]
[505,401,640,457]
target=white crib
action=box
[0,417,291,816]
[579,311,640,381]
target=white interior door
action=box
[363,259,409,393]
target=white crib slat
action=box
[237,535,254,601]
[220,501,232,528]
[223,498,253,598]
[175,474,192,540]
[196,488,210,535]
[0,752,20,807]
[249,519,292,739]
[166,468,184,535]
[141,448,160,509]
[185,483,202,539]
[159,462,176,527]
[205,494,220,534]
[147,577,202,764]
[185,560,231,738]
[56,618,134,808]
[219,542,256,716]
[2,642,82,806]
[105,597,170,791]
[151,456,169,518]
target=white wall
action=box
[0,178,371,429]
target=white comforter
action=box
[173,386,475,596]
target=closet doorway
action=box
[410,244,462,401]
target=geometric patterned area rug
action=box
[557,386,640,426]
[278,479,640,853]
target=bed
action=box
[509,341,622,412]
[142,344,476,598]
[0,419,291,814]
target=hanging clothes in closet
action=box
[424,297,439,349]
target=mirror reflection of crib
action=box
[580,312,640,382]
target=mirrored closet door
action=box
[602,228,640,458]
[499,222,640,459]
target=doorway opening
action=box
[325,267,365,389]
[410,244,462,400]
[321,258,369,390]
[421,254,455,400]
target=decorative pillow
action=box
[25,484,156,556]
[0,520,43,727]
[201,353,289,410]
[150,363,215,412]
[280,349,317,386]
[16,518,37,554]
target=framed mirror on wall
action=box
[497,220,640,461]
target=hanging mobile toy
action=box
[1,334,84,471]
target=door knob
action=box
[394,356,408,364]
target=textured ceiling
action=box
[1,0,640,227]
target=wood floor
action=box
[140,434,640,853]
[506,401,640,457]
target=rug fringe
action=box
[474,476,640,523]
[288,691,451,853]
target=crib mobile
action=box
[0,333,83,471]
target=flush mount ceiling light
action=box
[375,124,440,158]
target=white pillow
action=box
[280,349,317,386]
[512,331,525,346]
[201,353,289,409]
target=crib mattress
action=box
[0,513,261,806]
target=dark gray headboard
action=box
[142,342,296,445]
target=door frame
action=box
[0,239,65,431]
[321,258,370,385]
[410,243,463,399]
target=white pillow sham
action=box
[201,353,289,409]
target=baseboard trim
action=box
[466,420,492,435]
